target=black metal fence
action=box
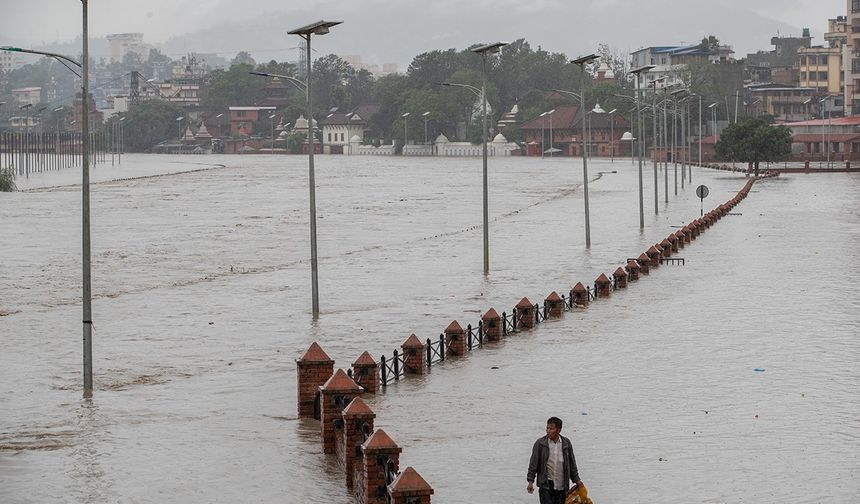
[0,129,115,178]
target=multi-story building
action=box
[746,33,812,84]
[747,84,816,122]
[630,45,735,87]
[846,0,860,114]
[106,33,150,63]
[799,17,850,113]
[11,87,42,106]
[319,105,379,153]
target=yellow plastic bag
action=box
[565,483,592,504]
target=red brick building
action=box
[519,105,630,157]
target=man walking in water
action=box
[527,417,583,504]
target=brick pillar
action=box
[613,267,627,288]
[319,369,363,454]
[637,253,650,275]
[444,320,466,357]
[296,342,334,418]
[627,260,641,280]
[660,239,673,257]
[647,246,661,267]
[545,291,564,318]
[341,397,375,489]
[352,351,379,395]
[389,466,434,504]
[667,234,679,252]
[683,226,693,242]
[401,334,425,375]
[362,429,402,504]
[516,297,535,329]
[570,282,589,306]
[482,308,501,341]
[595,273,611,298]
[674,231,685,249]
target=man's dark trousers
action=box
[539,484,566,504]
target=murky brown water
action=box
[1,154,858,503]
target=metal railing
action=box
[0,130,111,178]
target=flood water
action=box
[1,154,858,503]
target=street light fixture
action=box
[630,64,654,230]
[175,116,184,139]
[469,41,508,275]
[570,52,599,248]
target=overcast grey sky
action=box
[0,0,846,67]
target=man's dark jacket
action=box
[527,435,580,491]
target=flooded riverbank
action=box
[1,155,858,502]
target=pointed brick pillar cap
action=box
[667,234,678,242]
[444,320,464,333]
[361,428,401,452]
[595,273,611,284]
[298,342,333,363]
[613,267,626,277]
[482,307,500,320]
[638,252,650,262]
[320,368,363,393]
[660,239,672,247]
[402,334,424,349]
[572,282,587,293]
[353,351,377,367]
[674,231,685,238]
[388,466,435,496]
[342,397,376,418]
[545,291,562,302]
[627,260,641,270]
[516,297,533,309]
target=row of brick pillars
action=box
[296,342,435,504]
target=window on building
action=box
[328,133,331,141]
[819,71,828,80]
[801,71,807,81]
[341,133,345,142]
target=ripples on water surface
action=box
[1,155,858,503]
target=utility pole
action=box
[81,0,93,399]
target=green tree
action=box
[715,118,791,175]
[699,35,721,51]
[121,99,187,152]
[201,63,267,110]
[231,51,256,67]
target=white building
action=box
[102,95,129,118]
[320,105,378,153]
[106,33,151,63]
[12,87,41,106]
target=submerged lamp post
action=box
[422,111,430,144]
[251,20,341,318]
[472,41,507,275]
[571,53,599,247]
[648,77,665,215]
[441,41,507,275]
[630,64,654,229]
[4,7,91,397]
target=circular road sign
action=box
[696,185,709,199]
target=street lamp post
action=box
[663,97,669,203]
[401,112,410,153]
[548,109,555,157]
[648,77,665,215]
[631,65,654,229]
[422,111,430,144]
[539,111,547,158]
[81,0,93,398]
[470,41,508,274]
[285,20,342,317]
[571,53,599,247]
[269,113,276,155]
[608,108,617,163]
[176,116,183,141]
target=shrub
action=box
[0,168,16,192]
